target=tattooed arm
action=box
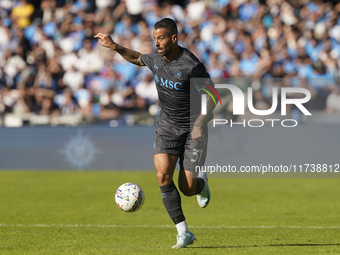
[94,33,145,66]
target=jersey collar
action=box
[162,46,184,63]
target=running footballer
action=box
[95,18,216,249]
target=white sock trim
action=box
[175,220,188,234]
[198,171,207,181]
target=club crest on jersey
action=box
[154,64,159,70]
[175,70,182,79]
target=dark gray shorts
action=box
[154,121,208,172]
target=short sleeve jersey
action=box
[141,46,210,130]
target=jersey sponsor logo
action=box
[154,74,183,90]
[175,70,182,78]
[159,77,182,90]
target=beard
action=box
[157,44,172,57]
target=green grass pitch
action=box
[1,171,340,254]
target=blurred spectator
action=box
[11,0,35,29]
[58,87,78,116]
[98,87,121,120]
[95,0,116,10]
[326,86,340,114]
[77,39,103,73]
[12,88,30,115]
[2,47,26,88]
[34,63,54,89]
[134,72,158,105]
[62,65,84,93]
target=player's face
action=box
[153,28,176,57]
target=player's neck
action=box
[163,45,181,62]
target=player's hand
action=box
[94,33,116,49]
[191,125,205,144]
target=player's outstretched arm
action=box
[94,33,145,66]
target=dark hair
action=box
[154,18,178,36]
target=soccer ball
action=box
[115,183,145,212]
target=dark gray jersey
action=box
[141,46,210,130]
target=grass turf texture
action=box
[0,171,340,254]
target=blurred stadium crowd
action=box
[0,0,340,127]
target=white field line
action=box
[0,224,340,229]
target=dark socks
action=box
[195,177,205,195]
[160,181,185,224]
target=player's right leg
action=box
[154,154,183,224]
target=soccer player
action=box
[95,18,215,248]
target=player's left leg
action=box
[178,125,210,207]
[178,168,202,196]
[178,168,210,208]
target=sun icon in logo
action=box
[60,130,100,170]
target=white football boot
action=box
[197,171,210,208]
[172,231,197,248]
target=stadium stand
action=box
[0,0,339,127]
